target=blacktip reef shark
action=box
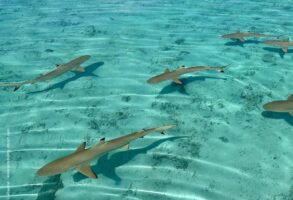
[0,55,90,91]
[263,94,293,116]
[37,125,176,179]
[263,39,293,53]
[147,64,229,85]
[222,31,277,42]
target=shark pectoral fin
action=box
[14,82,25,91]
[72,66,85,73]
[282,47,288,53]
[165,69,170,73]
[77,164,97,179]
[239,37,245,42]
[75,142,86,153]
[288,94,293,101]
[172,78,182,84]
[122,144,129,150]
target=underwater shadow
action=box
[73,136,186,184]
[262,47,293,58]
[35,174,63,200]
[159,76,227,95]
[262,111,293,126]
[28,61,104,94]
[224,39,261,47]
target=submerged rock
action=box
[45,49,54,53]
[121,95,131,102]
[174,38,185,45]
[219,136,229,143]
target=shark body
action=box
[222,31,276,42]
[263,39,293,53]
[263,94,293,116]
[0,55,90,91]
[37,125,176,179]
[147,65,227,84]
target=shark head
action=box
[221,34,232,38]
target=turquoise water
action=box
[0,0,293,199]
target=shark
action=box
[0,55,91,91]
[147,65,229,84]
[36,125,176,179]
[263,94,293,116]
[263,39,293,53]
[222,31,276,42]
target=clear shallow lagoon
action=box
[0,0,293,199]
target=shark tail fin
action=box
[0,82,23,91]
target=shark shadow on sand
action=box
[159,76,227,95]
[35,174,63,200]
[224,39,261,47]
[28,61,104,94]
[73,136,185,184]
[262,111,293,126]
[262,47,293,58]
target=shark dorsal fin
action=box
[288,94,293,101]
[172,77,182,84]
[99,137,105,144]
[165,69,170,73]
[75,142,86,153]
[76,163,97,179]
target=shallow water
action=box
[0,0,293,199]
